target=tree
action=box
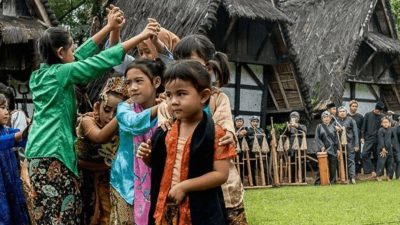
[391,0,400,36]
[48,0,108,45]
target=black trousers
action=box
[362,141,378,174]
[376,154,394,177]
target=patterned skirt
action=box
[109,187,134,225]
[28,158,82,225]
[226,201,248,225]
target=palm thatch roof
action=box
[0,15,45,44]
[279,0,378,110]
[366,32,400,55]
[112,0,291,40]
[279,0,400,111]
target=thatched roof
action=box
[112,0,290,40]
[279,0,379,110]
[0,15,45,44]
[222,0,291,22]
[366,32,400,55]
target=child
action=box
[0,93,29,224]
[26,8,160,224]
[315,111,339,184]
[110,58,165,225]
[76,76,128,224]
[376,117,395,181]
[138,60,236,225]
[158,34,247,224]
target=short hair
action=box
[163,60,211,93]
[0,93,7,106]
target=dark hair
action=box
[381,116,390,123]
[173,34,230,87]
[37,27,72,65]
[0,83,15,110]
[0,93,7,106]
[124,58,165,93]
[164,60,211,93]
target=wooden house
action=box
[279,0,400,115]
[0,0,58,115]
[112,0,307,128]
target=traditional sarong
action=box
[28,158,82,225]
[109,187,134,225]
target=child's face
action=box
[96,94,123,127]
[0,103,9,126]
[235,119,244,128]
[125,68,160,108]
[138,42,157,60]
[165,79,210,121]
[382,119,390,128]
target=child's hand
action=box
[137,139,152,159]
[168,183,187,205]
[126,98,134,104]
[160,119,173,131]
[106,5,125,30]
[219,131,235,147]
[138,20,160,41]
[380,148,388,157]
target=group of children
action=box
[315,101,400,184]
[0,5,247,225]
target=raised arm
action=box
[81,117,118,144]
[116,102,158,135]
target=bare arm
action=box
[81,117,118,144]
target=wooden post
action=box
[234,63,241,116]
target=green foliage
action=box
[391,0,400,36]
[268,122,287,138]
[48,0,105,44]
[244,180,400,224]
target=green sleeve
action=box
[57,43,125,86]
[74,38,100,60]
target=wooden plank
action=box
[255,30,272,61]
[272,65,290,109]
[367,84,380,101]
[288,63,305,109]
[267,84,280,111]
[356,52,377,76]
[243,64,264,89]
[380,0,396,37]
[376,56,396,79]
[391,84,400,105]
[33,0,52,26]
[260,66,269,129]
[222,17,238,44]
[234,63,241,116]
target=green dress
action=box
[26,38,125,176]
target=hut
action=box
[0,0,58,115]
[279,0,400,114]
[111,0,307,128]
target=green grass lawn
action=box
[244,180,400,225]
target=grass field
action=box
[244,180,400,225]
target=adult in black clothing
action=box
[348,100,364,174]
[326,102,337,118]
[315,111,339,184]
[361,102,384,178]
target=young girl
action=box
[315,111,339,185]
[76,76,128,224]
[26,8,160,224]
[110,58,164,225]
[139,60,236,225]
[0,93,29,225]
[376,117,395,181]
[158,34,247,224]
